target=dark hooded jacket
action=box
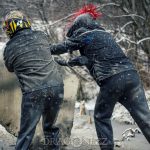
[4,29,63,93]
[50,14,135,86]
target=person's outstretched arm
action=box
[50,36,85,55]
[55,56,89,67]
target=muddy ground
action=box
[0,108,149,150]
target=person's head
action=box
[66,4,102,37]
[2,10,31,39]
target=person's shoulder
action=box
[69,28,91,41]
[4,40,11,51]
[4,37,16,52]
[3,38,16,56]
[73,28,89,37]
[33,30,50,42]
[3,42,9,58]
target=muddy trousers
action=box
[94,70,150,150]
[15,86,64,150]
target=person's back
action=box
[4,29,63,93]
[51,13,135,84]
[2,10,64,150]
[74,28,135,82]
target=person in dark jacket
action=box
[2,10,64,150]
[50,5,150,150]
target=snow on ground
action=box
[76,90,150,124]
[0,42,6,60]
[0,89,150,150]
[69,109,150,150]
[0,124,16,150]
[145,90,150,100]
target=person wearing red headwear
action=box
[50,4,150,150]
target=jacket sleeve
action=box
[55,56,89,67]
[50,37,84,55]
[68,56,89,67]
[3,48,14,72]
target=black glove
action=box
[54,58,68,66]
[54,56,89,67]
[68,56,89,67]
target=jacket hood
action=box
[66,13,104,37]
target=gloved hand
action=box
[54,56,89,67]
[68,56,89,66]
[54,58,68,66]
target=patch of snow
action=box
[75,100,95,111]
[145,90,150,100]
[85,100,95,111]
[55,27,64,41]
[0,42,6,60]
[0,124,7,135]
[112,103,134,124]
[75,102,80,109]
[0,124,16,150]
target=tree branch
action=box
[97,3,120,10]
[116,36,136,44]
[40,3,121,28]
[137,37,150,45]
[106,14,145,20]
[115,21,134,39]
[117,36,150,45]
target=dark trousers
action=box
[94,70,150,150]
[15,86,64,150]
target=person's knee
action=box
[94,107,113,123]
[94,108,102,123]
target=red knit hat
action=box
[73,4,102,20]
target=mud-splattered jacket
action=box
[50,14,135,86]
[3,29,63,93]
